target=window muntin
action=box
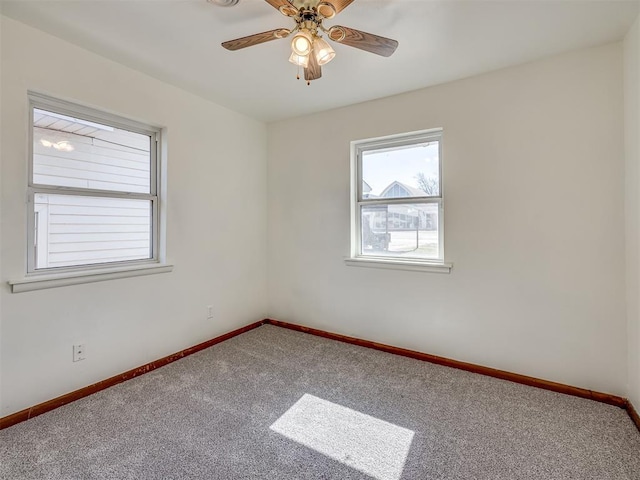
[28,94,160,273]
[353,130,443,263]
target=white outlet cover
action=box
[73,344,86,362]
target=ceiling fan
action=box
[220,0,399,84]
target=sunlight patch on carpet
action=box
[270,393,414,480]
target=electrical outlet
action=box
[73,344,86,362]
[207,305,213,319]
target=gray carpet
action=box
[1,324,639,480]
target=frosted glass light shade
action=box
[314,37,335,66]
[291,31,313,56]
[289,51,309,68]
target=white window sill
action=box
[345,257,452,273]
[9,263,174,293]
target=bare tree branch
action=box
[415,172,439,195]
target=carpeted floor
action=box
[1,324,639,480]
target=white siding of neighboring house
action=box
[33,123,150,193]
[35,194,151,268]
[32,113,153,269]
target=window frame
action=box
[26,92,162,275]
[349,129,451,272]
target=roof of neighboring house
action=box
[380,181,426,198]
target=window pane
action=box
[362,141,439,199]
[361,203,440,260]
[33,108,151,193]
[34,193,152,269]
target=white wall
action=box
[0,16,268,416]
[268,43,627,395]
[625,16,640,409]
[0,15,634,417]
[0,11,3,418]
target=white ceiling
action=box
[1,0,638,122]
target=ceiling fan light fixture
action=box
[288,51,310,68]
[220,1,399,83]
[313,36,335,65]
[291,30,313,56]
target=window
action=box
[350,130,449,271]
[27,93,161,274]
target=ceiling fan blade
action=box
[222,29,289,51]
[329,25,398,57]
[304,51,322,81]
[324,0,356,14]
[264,0,298,16]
